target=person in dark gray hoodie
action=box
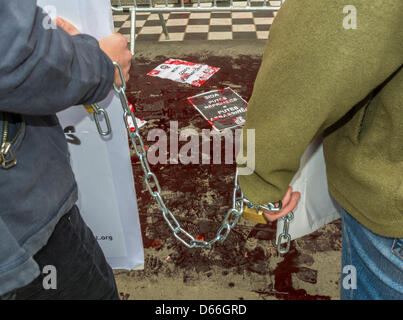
[0,1,132,299]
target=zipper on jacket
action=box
[0,113,24,169]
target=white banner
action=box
[37,0,144,270]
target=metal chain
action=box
[244,199,293,254]
[111,62,292,252]
[90,103,112,137]
[277,211,294,254]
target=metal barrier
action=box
[111,0,284,53]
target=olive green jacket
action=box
[238,0,402,237]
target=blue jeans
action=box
[340,208,403,300]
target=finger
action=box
[55,17,80,36]
[123,62,131,73]
[114,73,122,87]
[280,186,293,208]
[124,69,131,81]
[280,191,300,215]
[55,17,79,35]
[263,191,300,222]
[123,64,131,82]
[269,186,292,212]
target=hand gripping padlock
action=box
[242,201,282,224]
[242,205,269,224]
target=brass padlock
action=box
[242,205,268,224]
[83,105,95,114]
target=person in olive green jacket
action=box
[237,0,402,299]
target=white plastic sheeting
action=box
[37,0,144,270]
[277,137,341,245]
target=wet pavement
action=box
[114,40,342,300]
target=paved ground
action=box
[113,6,276,43]
[112,39,343,300]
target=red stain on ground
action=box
[125,53,340,300]
[150,239,163,251]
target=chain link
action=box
[277,211,294,254]
[90,103,111,137]
[112,62,292,252]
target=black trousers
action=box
[5,205,120,300]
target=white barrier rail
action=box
[111,0,284,53]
